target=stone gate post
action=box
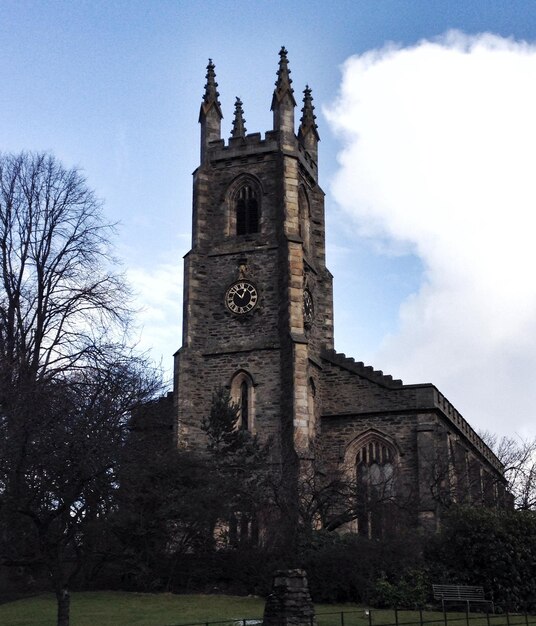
[262,569,316,626]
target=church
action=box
[172,48,509,537]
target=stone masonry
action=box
[263,569,317,626]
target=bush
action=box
[370,569,429,609]
[299,530,426,604]
[426,506,536,611]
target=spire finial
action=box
[200,58,223,119]
[299,85,319,140]
[204,59,219,104]
[298,84,320,165]
[271,45,297,110]
[199,58,223,162]
[231,97,247,138]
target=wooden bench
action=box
[432,584,494,613]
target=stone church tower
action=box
[174,49,510,535]
[174,48,331,468]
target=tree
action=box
[112,388,275,594]
[202,387,271,547]
[113,396,222,592]
[0,152,161,626]
[480,431,536,510]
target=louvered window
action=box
[236,185,259,235]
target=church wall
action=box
[182,247,281,352]
[320,359,419,414]
[320,411,421,524]
[320,405,510,532]
[176,347,282,454]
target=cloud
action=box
[325,31,536,437]
[128,261,182,384]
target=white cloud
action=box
[128,261,182,384]
[325,31,536,437]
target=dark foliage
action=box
[298,529,426,604]
[109,387,273,592]
[426,506,536,611]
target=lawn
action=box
[0,592,534,626]
[0,592,263,626]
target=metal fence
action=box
[167,607,536,626]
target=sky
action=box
[2,0,536,438]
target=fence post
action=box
[466,604,470,626]
[369,609,373,626]
[341,611,345,626]
[443,606,448,626]
[395,608,399,626]
[506,610,511,626]
[419,608,423,626]
[486,610,491,626]
[525,612,529,626]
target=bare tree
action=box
[480,430,536,510]
[0,152,129,387]
[0,152,161,626]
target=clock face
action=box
[225,281,259,315]
[303,289,314,325]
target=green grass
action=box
[0,592,265,626]
[0,592,534,626]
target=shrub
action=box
[426,506,536,611]
[370,569,429,609]
[299,530,425,604]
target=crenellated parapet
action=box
[202,131,317,181]
[322,347,404,388]
[423,385,504,472]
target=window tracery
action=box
[346,431,398,539]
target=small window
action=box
[236,185,259,235]
[230,370,255,431]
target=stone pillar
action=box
[263,569,316,626]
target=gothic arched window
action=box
[354,435,397,539]
[236,185,259,235]
[230,370,255,431]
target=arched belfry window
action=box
[345,431,398,539]
[236,185,259,235]
[226,176,262,237]
[230,370,255,431]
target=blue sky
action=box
[2,1,536,437]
